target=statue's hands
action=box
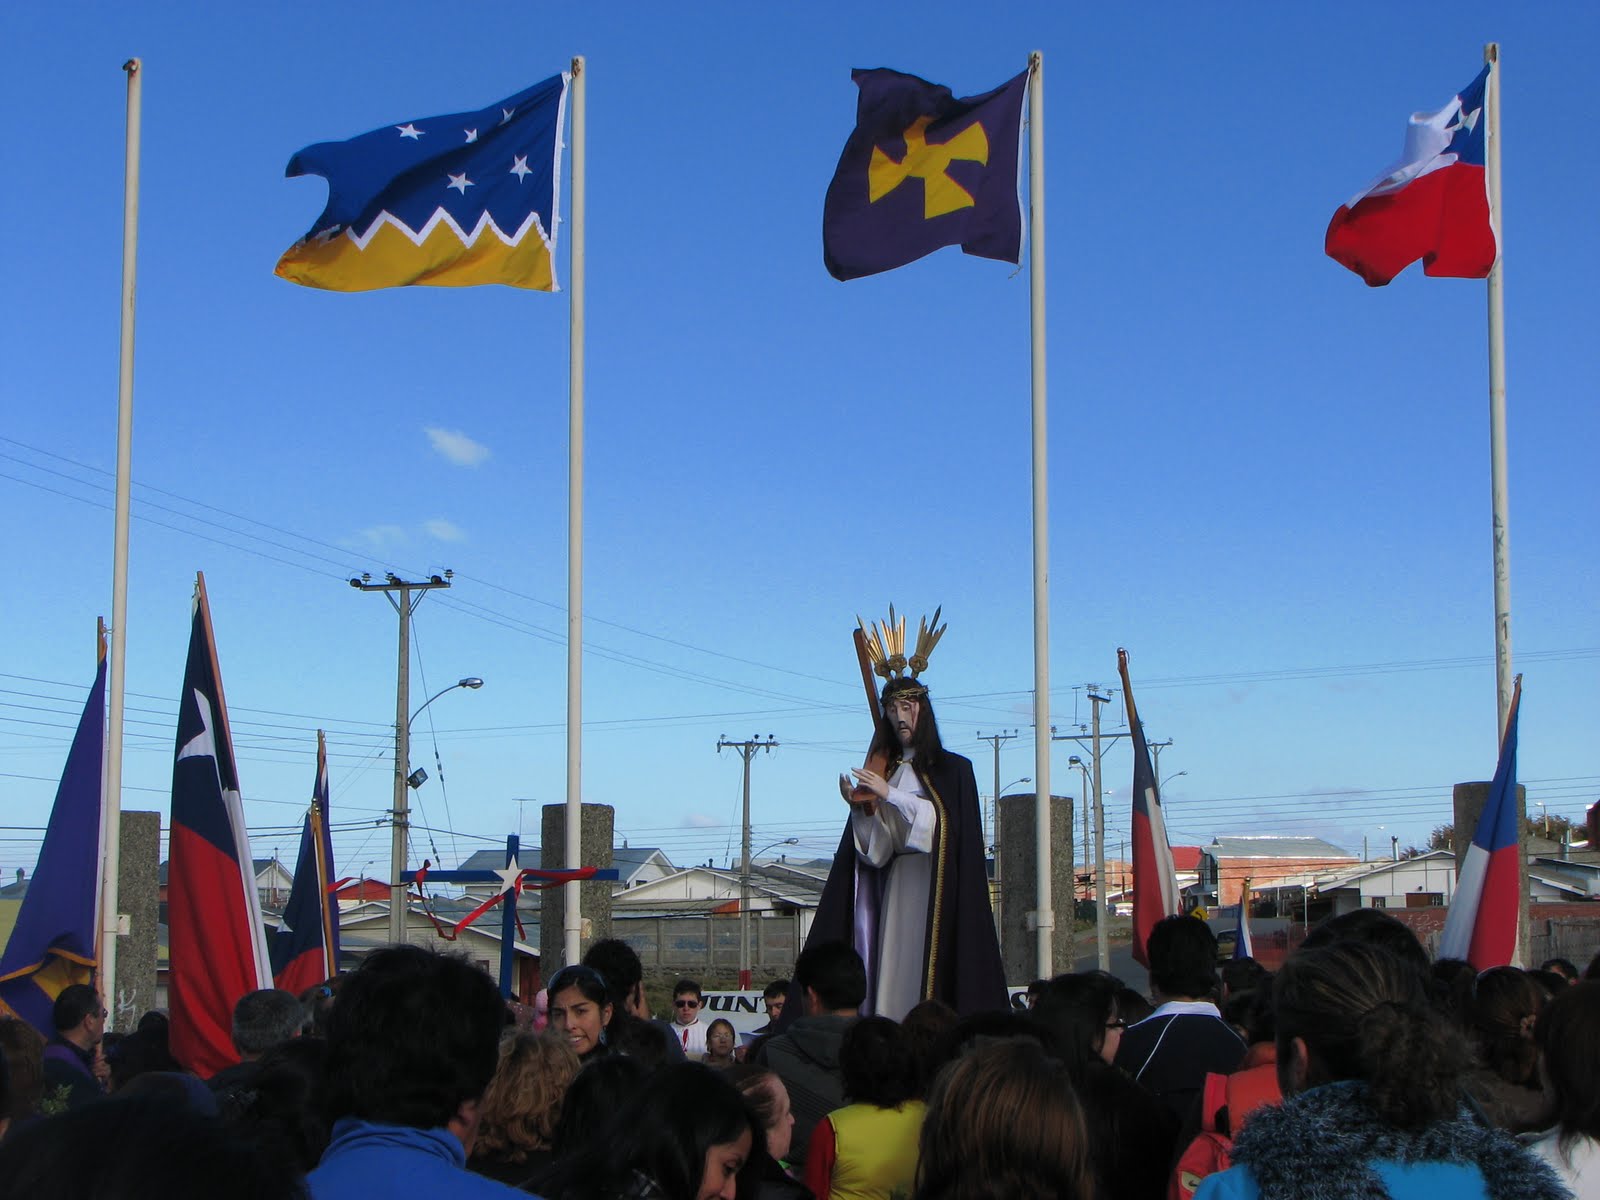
[850,767,891,800]
[840,771,879,817]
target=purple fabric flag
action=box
[823,67,1028,281]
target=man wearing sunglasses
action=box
[669,979,708,1057]
[40,984,108,1112]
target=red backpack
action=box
[1169,1059,1281,1200]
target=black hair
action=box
[321,945,505,1129]
[673,978,704,1001]
[0,1096,306,1200]
[218,1037,330,1175]
[1220,956,1269,999]
[583,939,644,1012]
[1540,957,1579,983]
[1538,980,1600,1154]
[0,1035,10,1126]
[536,1063,760,1200]
[1464,966,1545,1088]
[1030,972,1120,1081]
[841,1016,914,1108]
[793,940,867,1012]
[548,1055,650,1159]
[869,678,945,769]
[548,964,612,1010]
[762,979,790,1001]
[1299,908,1429,984]
[52,983,101,1033]
[231,989,306,1057]
[901,999,959,1100]
[1146,915,1218,1000]
[606,1013,677,1069]
[1115,987,1154,1025]
[1275,941,1468,1130]
[106,1025,183,1091]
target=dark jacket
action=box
[753,1014,853,1170]
[1114,1004,1247,1125]
[40,1038,103,1114]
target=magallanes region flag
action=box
[277,73,567,292]
[824,67,1028,281]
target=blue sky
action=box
[2,4,1596,890]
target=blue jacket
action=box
[1194,1081,1568,1200]
[309,1119,536,1199]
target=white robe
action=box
[850,757,937,1021]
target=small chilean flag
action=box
[269,731,340,994]
[1326,65,1496,287]
[168,575,271,1077]
[1119,649,1181,967]
[1233,880,1255,961]
[1439,677,1523,969]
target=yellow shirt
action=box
[826,1101,926,1200]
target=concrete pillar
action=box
[540,803,614,971]
[1452,781,1530,966]
[111,811,160,1029]
[997,793,1074,982]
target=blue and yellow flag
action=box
[823,67,1029,281]
[277,73,567,292]
[0,641,105,1036]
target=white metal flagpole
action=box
[1026,50,1054,980]
[1483,42,1513,741]
[563,55,586,968]
[100,57,142,1026]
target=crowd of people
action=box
[1,916,1598,1200]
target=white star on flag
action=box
[464,128,478,143]
[510,155,531,181]
[493,858,524,895]
[396,123,424,140]
[500,107,516,125]
[447,172,474,194]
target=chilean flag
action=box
[269,730,340,994]
[1439,677,1523,969]
[168,575,271,1077]
[1119,649,1182,967]
[1326,65,1496,287]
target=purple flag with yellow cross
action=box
[823,67,1028,281]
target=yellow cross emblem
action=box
[868,115,990,219]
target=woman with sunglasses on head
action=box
[547,965,616,1064]
[1030,971,1179,1200]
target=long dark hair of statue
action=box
[870,678,945,769]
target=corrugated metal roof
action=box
[1208,835,1356,859]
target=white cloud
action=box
[682,813,721,829]
[353,524,408,548]
[423,518,465,542]
[425,426,490,467]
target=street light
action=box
[1159,769,1188,792]
[390,675,484,944]
[752,837,800,862]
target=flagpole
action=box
[100,57,142,1026]
[563,55,586,968]
[1483,43,1512,741]
[311,730,336,980]
[1025,50,1054,980]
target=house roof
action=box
[1312,849,1453,891]
[1207,835,1356,860]
[1171,846,1202,872]
[159,858,289,886]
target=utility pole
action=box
[1149,738,1172,780]
[1088,690,1111,971]
[1055,703,1131,973]
[718,735,777,989]
[976,730,1017,851]
[351,571,452,946]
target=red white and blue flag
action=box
[1119,649,1182,967]
[269,730,340,994]
[1326,65,1496,287]
[168,575,271,1077]
[1439,677,1523,968]
[1233,881,1255,960]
